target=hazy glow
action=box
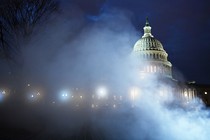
[113,104,116,108]
[113,95,116,100]
[0,89,7,102]
[59,89,70,101]
[184,92,188,97]
[0,7,209,140]
[27,90,42,101]
[140,72,146,79]
[130,87,140,100]
[2,90,6,94]
[96,86,108,99]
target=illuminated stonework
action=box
[133,18,172,78]
[131,19,210,106]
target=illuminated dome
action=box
[133,18,172,78]
[133,37,164,51]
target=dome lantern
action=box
[142,18,154,38]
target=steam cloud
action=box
[0,5,210,140]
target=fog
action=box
[0,6,210,140]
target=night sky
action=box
[1,1,210,139]
[68,0,210,84]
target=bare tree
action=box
[0,0,58,61]
[0,0,59,90]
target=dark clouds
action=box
[61,0,210,84]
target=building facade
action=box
[132,18,210,106]
[133,18,172,78]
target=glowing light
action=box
[150,65,153,73]
[113,95,116,100]
[0,89,7,102]
[184,92,188,97]
[27,84,30,87]
[119,96,122,100]
[113,104,116,108]
[59,89,70,101]
[159,88,167,97]
[62,94,67,97]
[140,72,148,79]
[154,66,157,72]
[130,87,140,100]
[205,92,207,95]
[140,73,145,79]
[96,86,108,99]
[27,89,43,101]
[2,90,6,94]
[80,95,83,99]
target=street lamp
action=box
[96,86,108,99]
[59,89,71,102]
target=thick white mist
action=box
[1,6,210,140]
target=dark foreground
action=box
[0,101,135,140]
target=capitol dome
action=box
[133,37,164,51]
[133,18,172,78]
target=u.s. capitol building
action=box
[2,18,209,108]
[132,18,210,106]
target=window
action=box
[184,91,188,97]
[150,65,153,73]
[154,66,157,72]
